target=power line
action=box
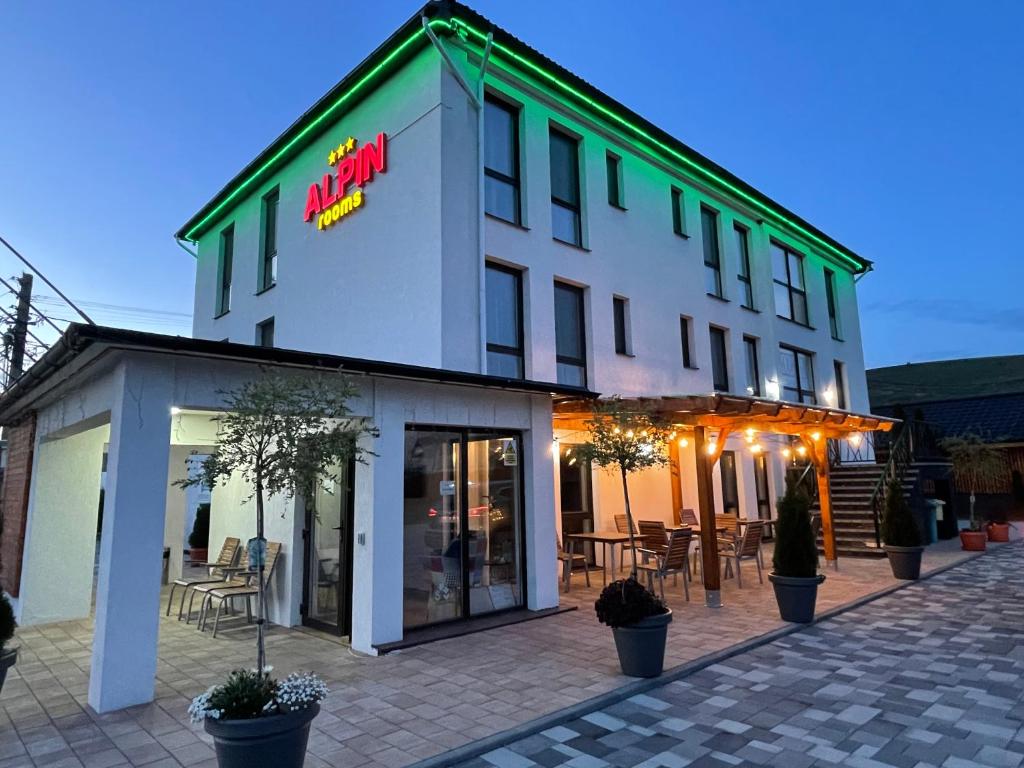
[0,274,62,334]
[0,233,94,324]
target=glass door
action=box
[302,460,354,635]
[720,450,739,516]
[558,443,595,563]
[754,454,772,520]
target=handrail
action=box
[866,424,914,549]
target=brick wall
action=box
[0,413,36,596]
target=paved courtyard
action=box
[459,541,1024,768]
[0,539,988,768]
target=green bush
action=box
[0,593,16,654]
[881,480,921,547]
[772,482,819,578]
[207,669,277,719]
[188,504,211,550]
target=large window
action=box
[709,326,729,392]
[216,224,233,316]
[701,206,723,298]
[259,188,279,292]
[549,128,582,246]
[612,296,630,355]
[484,96,521,224]
[743,336,761,396]
[772,241,808,324]
[680,316,694,369]
[606,152,623,208]
[735,224,753,309]
[825,267,841,339]
[671,186,686,236]
[485,263,524,378]
[778,345,816,404]
[554,282,586,387]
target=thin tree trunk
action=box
[621,467,638,579]
[255,473,267,674]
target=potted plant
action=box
[987,519,1011,542]
[768,482,824,623]
[180,372,376,766]
[941,433,1005,552]
[188,503,211,564]
[881,479,924,579]
[577,398,674,677]
[189,669,328,768]
[0,592,16,693]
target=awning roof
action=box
[554,393,897,438]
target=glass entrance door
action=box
[558,443,594,562]
[302,460,354,635]
[720,450,739,516]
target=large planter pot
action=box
[0,647,16,693]
[611,610,672,678]
[189,548,209,565]
[987,523,1011,542]
[884,545,924,580]
[769,573,825,624]
[205,704,319,768]
[960,530,987,551]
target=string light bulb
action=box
[678,437,689,448]
[797,445,807,457]
[782,447,792,458]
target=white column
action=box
[89,359,174,713]
[163,446,191,585]
[525,397,558,610]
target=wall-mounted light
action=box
[170,406,182,415]
[744,427,756,443]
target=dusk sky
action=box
[2,1,1021,368]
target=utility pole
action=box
[8,272,33,384]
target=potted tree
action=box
[768,482,823,623]
[182,371,376,768]
[0,592,16,693]
[881,479,924,580]
[941,433,1005,551]
[577,398,673,678]
[188,503,211,564]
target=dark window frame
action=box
[606,152,624,208]
[484,94,522,225]
[216,224,234,317]
[701,205,724,298]
[671,186,687,237]
[779,344,816,404]
[772,240,809,325]
[549,127,582,246]
[612,296,630,356]
[833,359,848,410]
[743,335,761,396]
[680,316,695,369]
[485,262,525,379]
[554,281,587,387]
[256,316,275,348]
[709,325,729,392]
[824,267,841,340]
[735,223,754,309]
[258,187,279,293]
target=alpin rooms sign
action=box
[303,132,388,231]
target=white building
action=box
[0,0,883,713]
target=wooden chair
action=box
[183,545,251,624]
[679,508,699,528]
[637,528,693,601]
[166,537,240,620]
[637,520,669,561]
[556,535,589,592]
[716,514,740,541]
[614,514,640,573]
[718,520,765,588]
[200,542,283,637]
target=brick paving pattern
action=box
[458,541,1024,768]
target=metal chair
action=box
[556,534,589,592]
[637,529,693,601]
[718,520,765,588]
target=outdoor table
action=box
[564,531,633,585]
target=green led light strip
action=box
[442,16,865,272]
[183,25,430,242]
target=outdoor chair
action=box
[637,528,693,601]
[718,520,765,588]
[716,514,740,541]
[679,508,699,528]
[614,514,640,572]
[183,545,252,624]
[165,537,240,620]
[199,542,283,637]
[637,520,669,562]
[556,534,589,592]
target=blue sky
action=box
[2,1,1021,367]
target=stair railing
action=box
[866,424,914,549]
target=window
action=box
[606,152,623,208]
[259,188,279,292]
[485,263,524,378]
[772,241,808,324]
[256,317,275,348]
[484,95,521,224]
[701,206,723,298]
[709,326,729,392]
[680,316,694,369]
[549,128,582,245]
[778,345,816,404]
[825,268,841,339]
[735,224,753,309]
[612,296,630,355]
[554,282,586,386]
[671,186,686,236]
[833,360,848,409]
[720,451,739,516]
[743,336,761,396]
[216,225,233,316]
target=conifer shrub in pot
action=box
[0,593,17,693]
[881,480,924,580]
[768,483,824,623]
[595,577,672,678]
[188,504,211,564]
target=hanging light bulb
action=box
[797,445,807,457]
[745,427,756,441]
[706,442,717,455]
[625,430,634,439]
[678,437,689,448]
[848,433,862,448]
[669,430,677,440]
[613,427,621,435]
[810,431,821,441]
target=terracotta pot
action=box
[189,548,209,564]
[960,530,987,551]
[987,523,1010,542]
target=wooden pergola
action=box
[553,394,898,607]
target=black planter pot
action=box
[884,545,924,580]
[205,704,319,768]
[0,648,16,693]
[611,610,672,678]
[769,573,825,624]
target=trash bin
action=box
[924,499,944,544]
[162,547,171,585]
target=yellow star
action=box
[345,136,356,152]
[336,142,346,158]
[328,150,337,165]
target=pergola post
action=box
[693,426,729,608]
[668,438,684,520]
[801,436,838,570]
